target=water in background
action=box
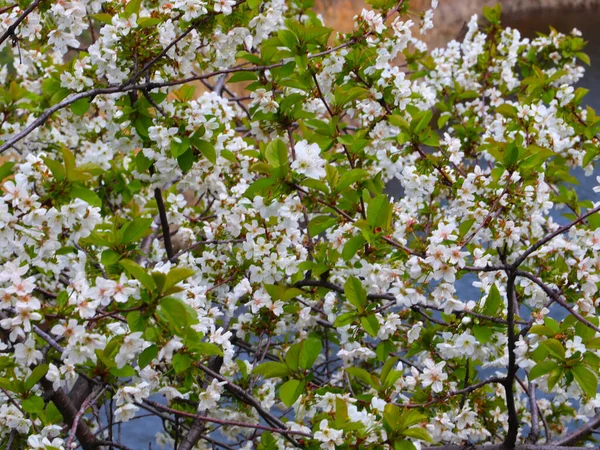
[116,8,600,449]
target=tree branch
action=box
[553,412,600,446]
[502,271,519,450]
[512,204,600,269]
[515,269,600,334]
[142,399,312,438]
[0,0,43,47]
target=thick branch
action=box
[40,379,97,450]
[502,271,519,450]
[154,186,174,261]
[553,412,600,446]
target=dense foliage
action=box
[0,0,600,449]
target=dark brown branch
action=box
[142,399,312,437]
[154,186,174,261]
[553,412,600,446]
[527,381,539,443]
[66,385,104,450]
[402,376,504,408]
[512,204,600,269]
[178,355,224,450]
[0,0,43,47]
[515,270,600,334]
[502,271,519,450]
[40,379,97,450]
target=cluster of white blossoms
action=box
[0,0,599,449]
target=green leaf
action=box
[0,161,15,182]
[265,139,289,177]
[342,234,365,261]
[244,177,277,199]
[367,194,392,231]
[170,137,191,158]
[164,267,195,292]
[547,366,564,391]
[576,51,591,66]
[279,379,304,407]
[188,342,223,357]
[437,112,451,129]
[495,103,517,118]
[22,396,44,414]
[346,367,377,388]
[529,360,559,381]
[334,312,357,327]
[70,98,90,116]
[278,29,298,49]
[25,364,49,391]
[45,401,63,424]
[299,338,322,370]
[413,110,432,134]
[110,365,136,377]
[135,151,153,172]
[177,147,195,173]
[174,84,196,101]
[588,213,600,231]
[56,246,76,256]
[90,13,113,24]
[70,185,102,207]
[138,17,161,28]
[542,339,566,361]
[383,403,403,430]
[399,409,427,429]
[253,362,291,378]
[101,249,121,266]
[308,215,337,236]
[402,427,433,442]
[43,157,65,181]
[173,353,192,374]
[572,364,598,397]
[195,140,216,164]
[127,311,145,332]
[576,316,599,342]
[285,342,302,371]
[458,218,475,240]
[228,72,259,83]
[336,168,369,192]
[482,3,502,23]
[394,440,417,450]
[123,0,142,17]
[473,324,493,343]
[344,276,367,309]
[159,296,196,330]
[361,314,380,337]
[482,283,502,316]
[529,325,556,338]
[138,345,158,369]
[120,259,156,291]
[380,357,399,384]
[121,218,153,244]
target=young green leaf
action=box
[344,276,367,309]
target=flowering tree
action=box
[1,0,600,449]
